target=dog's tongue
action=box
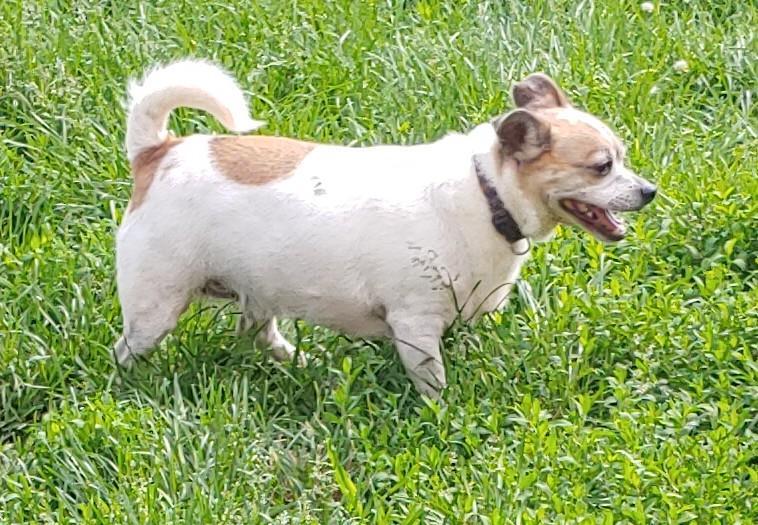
[563,199,626,240]
[592,206,626,239]
[595,206,623,231]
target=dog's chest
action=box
[456,247,526,321]
[409,233,527,322]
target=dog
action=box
[115,60,656,397]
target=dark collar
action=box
[473,156,530,255]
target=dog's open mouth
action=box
[560,198,626,241]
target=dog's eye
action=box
[594,160,613,176]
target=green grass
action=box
[1,0,756,522]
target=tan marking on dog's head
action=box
[516,108,622,195]
[493,74,656,241]
[129,138,182,212]
[210,136,315,185]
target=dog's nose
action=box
[640,185,657,204]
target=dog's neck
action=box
[471,147,557,243]
[472,155,530,254]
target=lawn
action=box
[1,0,756,523]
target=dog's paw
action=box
[409,359,446,399]
[114,336,136,367]
[270,341,307,367]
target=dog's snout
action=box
[640,184,657,204]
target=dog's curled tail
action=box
[125,60,263,162]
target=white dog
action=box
[115,60,656,397]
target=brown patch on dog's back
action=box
[129,138,182,211]
[210,136,315,185]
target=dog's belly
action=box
[233,282,393,339]
[307,308,392,339]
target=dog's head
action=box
[492,74,656,242]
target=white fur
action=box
[116,128,528,394]
[115,61,649,397]
[125,59,263,161]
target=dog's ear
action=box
[513,73,570,109]
[495,109,551,162]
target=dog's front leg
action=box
[387,313,446,399]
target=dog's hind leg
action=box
[114,261,193,366]
[235,292,256,335]
[233,294,305,366]
[256,317,306,366]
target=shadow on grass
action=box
[106,303,428,427]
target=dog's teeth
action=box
[588,211,597,220]
[577,203,589,213]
